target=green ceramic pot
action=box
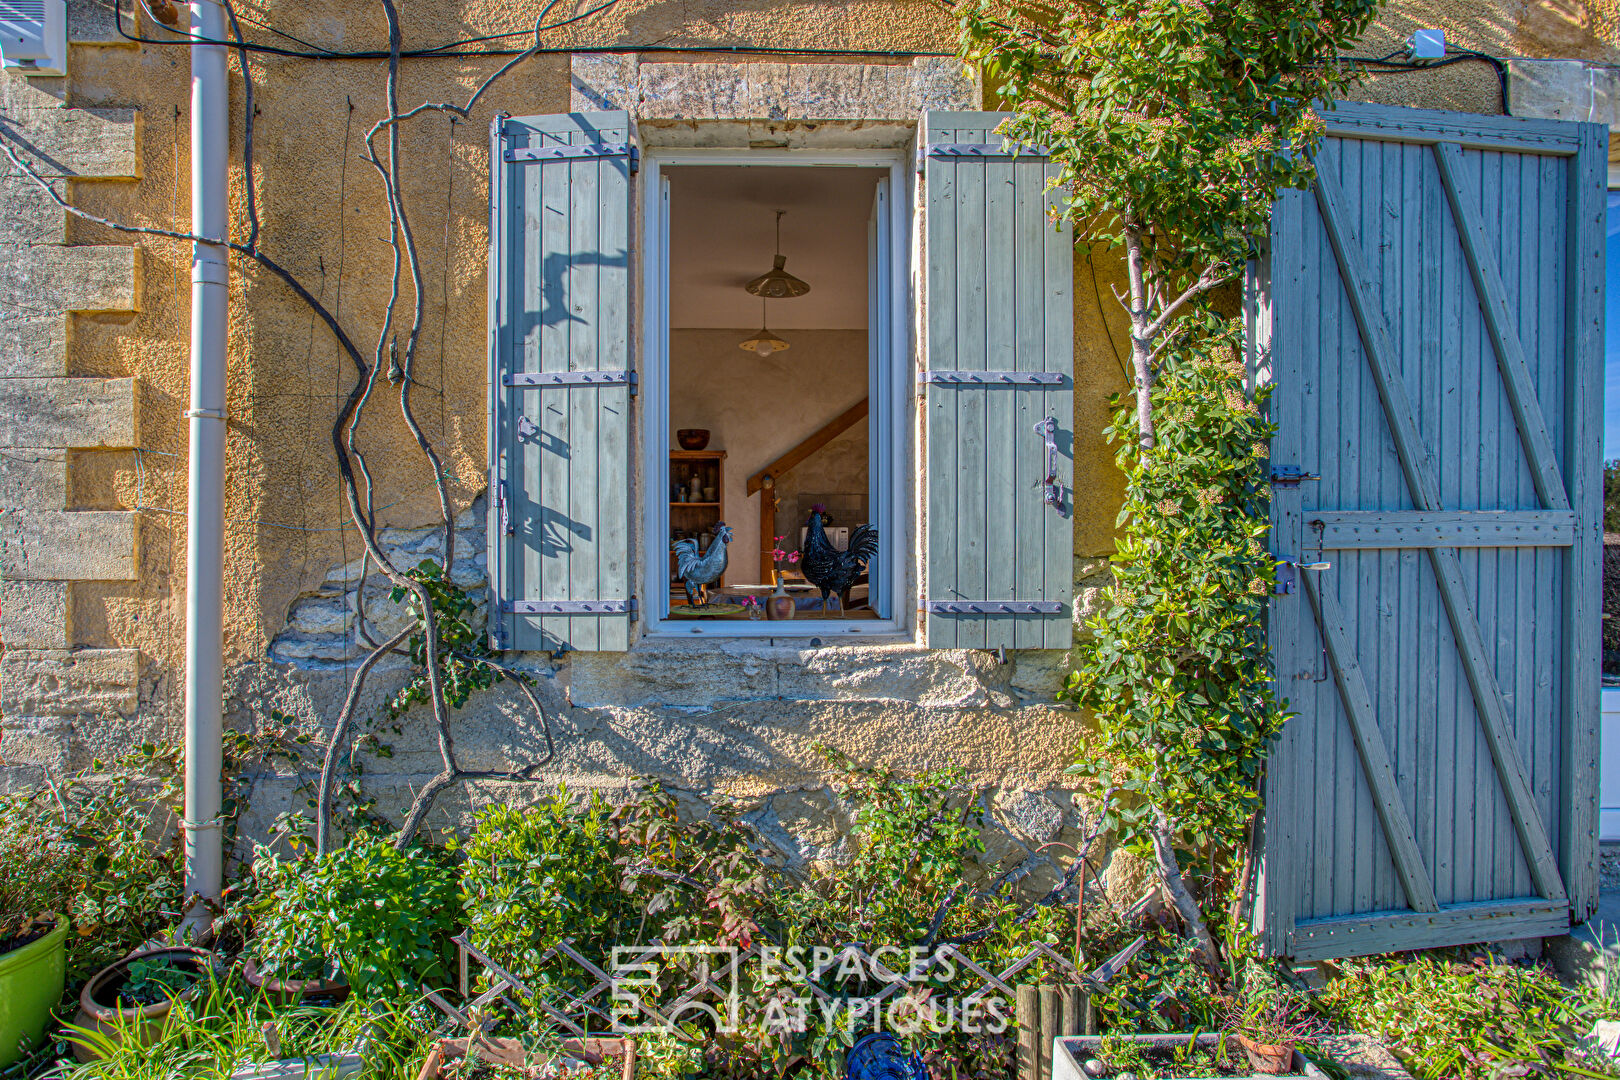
[0,916,67,1069]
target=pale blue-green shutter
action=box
[488,112,633,652]
[923,111,1074,649]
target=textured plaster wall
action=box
[1,0,1608,873]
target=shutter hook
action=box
[1035,416,1065,516]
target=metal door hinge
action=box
[925,142,1050,159]
[504,369,635,388]
[504,141,635,165]
[920,370,1066,386]
[927,601,1065,615]
[504,598,636,615]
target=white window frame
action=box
[639,147,911,639]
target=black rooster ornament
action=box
[798,505,877,617]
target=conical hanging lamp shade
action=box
[745,211,811,298]
[740,297,789,355]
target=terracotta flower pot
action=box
[71,946,214,1063]
[1234,1034,1295,1075]
[242,956,350,1005]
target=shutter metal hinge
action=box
[919,370,1066,386]
[927,601,1065,615]
[1269,465,1320,487]
[504,141,635,165]
[926,142,1050,159]
[503,370,635,388]
[504,599,637,615]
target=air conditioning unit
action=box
[0,0,66,77]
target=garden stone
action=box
[1579,1020,1620,1061]
[1082,1058,1107,1077]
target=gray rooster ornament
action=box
[671,522,732,608]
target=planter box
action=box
[0,917,67,1070]
[1053,1034,1330,1080]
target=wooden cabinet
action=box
[669,450,725,604]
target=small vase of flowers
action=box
[767,536,800,620]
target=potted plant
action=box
[0,913,68,1069]
[245,831,455,1002]
[1227,996,1324,1076]
[69,946,215,1061]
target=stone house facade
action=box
[0,0,1616,897]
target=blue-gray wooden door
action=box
[488,112,633,652]
[1255,103,1606,959]
[922,111,1074,649]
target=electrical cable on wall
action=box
[117,0,955,60]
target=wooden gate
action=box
[1254,103,1606,959]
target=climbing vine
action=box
[0,0,603,858]
[956,0,1383,954]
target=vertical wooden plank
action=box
[596,125,630,651]
[1039,985,1059,1080]
[489,116,514,651]
[1016,985,1039,1080]
[568,149,602,651]
[925,115,959,648]
[1415,134,1443,905]
[1562,121,1606,920]
[539,149,571,649]
[1012,145,1044,652]
[1261,188,1304,951]
[984,147,1017,652]
[1040,159,1075,650]
[955,121,989,651]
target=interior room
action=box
[664,165,885,621]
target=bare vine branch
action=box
[0,0,618,857]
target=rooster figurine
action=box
[799,505,878,617]
[672,523,732,608]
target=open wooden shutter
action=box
[1255,102,1605,958]
[488,112,634,652]
[922,111,1074,649]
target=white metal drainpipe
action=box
[181,0,228,934]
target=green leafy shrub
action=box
[456,783,766,1000]
[1317,953,1620,1080]
[0,752,185,981]
[248,832,455,997]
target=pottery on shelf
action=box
[676,429,710,451]
[765,574,796,621]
